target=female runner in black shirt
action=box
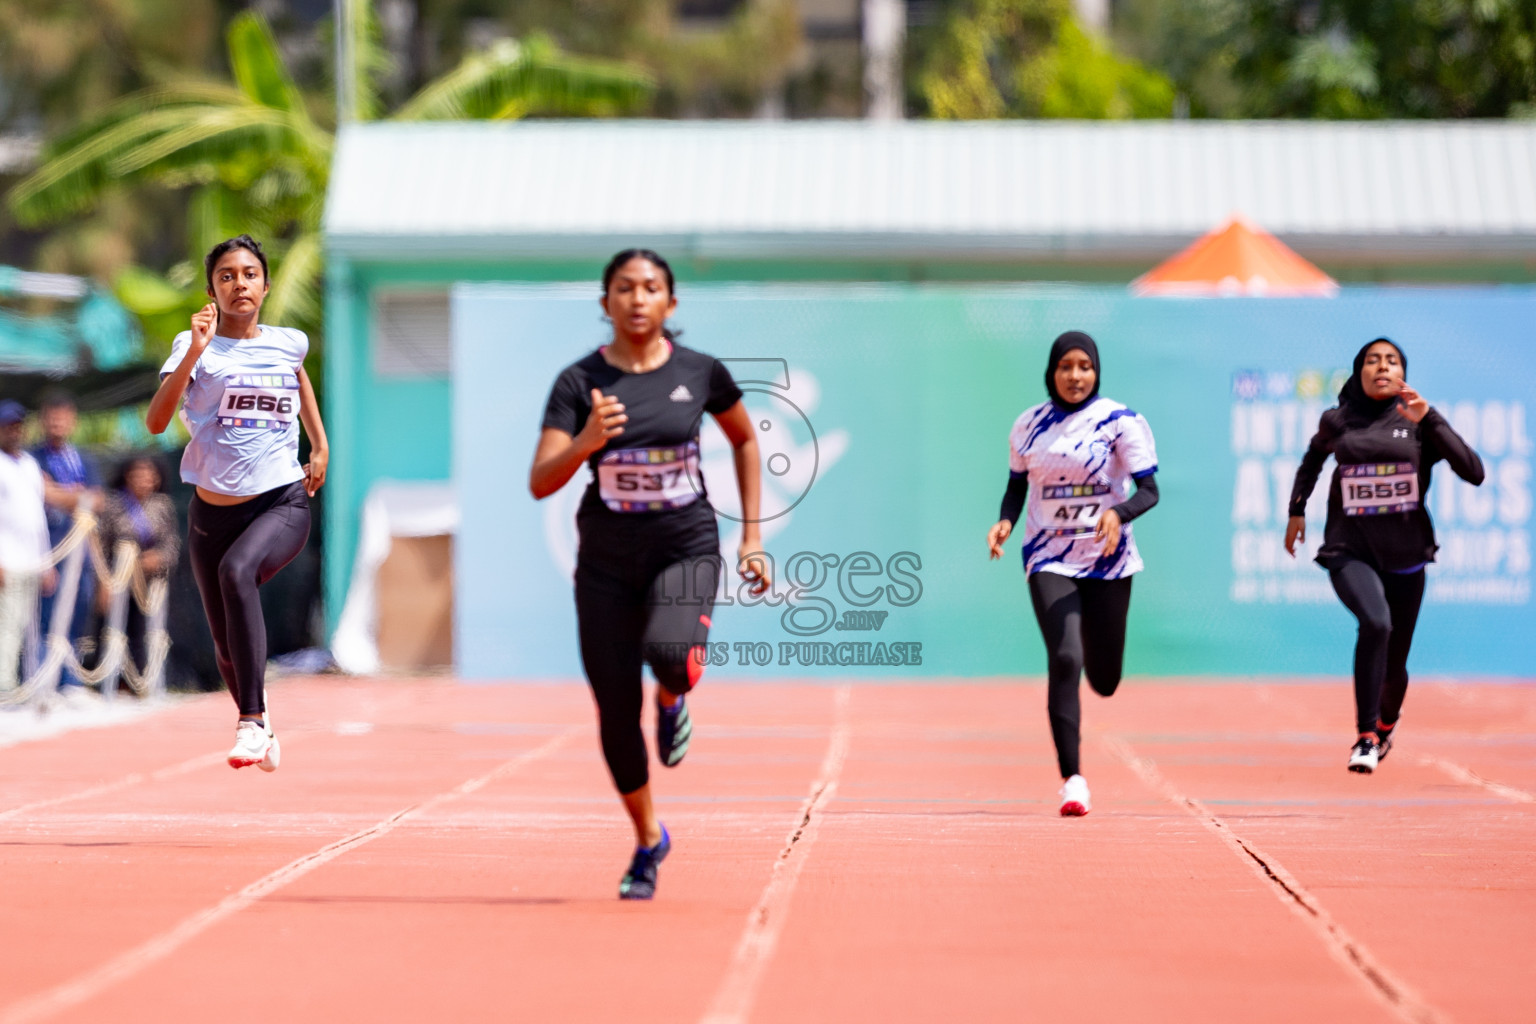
[531,249,770,899]
[1286,338,1484,773]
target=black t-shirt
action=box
[541,343,743,524]
[1289,404,1484,572]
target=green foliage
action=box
[443,0,804,118]
[917,0,1176,118]
[113,265,204,366]
[0,0,220,129]
[1115,0,1536,118]
[7,6,654,352]
[395,35,653,120]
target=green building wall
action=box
[320,248,1536,635]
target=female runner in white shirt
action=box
[987,332,1160,816]
[147,235,329,771]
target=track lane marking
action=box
[0,751,225,823]
[699,684,852,1024]
[1105,735,1452,1024]
[1416,756,1535,804]
[0,728,577,1024]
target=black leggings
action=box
[576,552,721,795]
[1028,572,1134,779]
[1327,558,1425,735]
[187,481,310,716]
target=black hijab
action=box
[1045,331,1101,413]
[1338,337,1406,423]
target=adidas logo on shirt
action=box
[669,385,693,402]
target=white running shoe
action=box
[228,719,273,769]
[1059,774,1091,817]
[259,727,281,772]
[258,698,279,772]
[1347,736,1379,774]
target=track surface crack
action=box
[1105,735,1451,1024]
[699,684,852,1024]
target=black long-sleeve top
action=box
[999,471,1159,527]
[1289,404,1483,571]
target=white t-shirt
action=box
[161,325,308,497]
[0,450,51,573]
[1008,396,1159,579]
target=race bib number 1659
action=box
[1340,462,1419,516]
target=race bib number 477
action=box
[1040,483,1110,536]
[1340,462,1419,516]
[218,373,300,430]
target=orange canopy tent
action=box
[1131,216,1338,297]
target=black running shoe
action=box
[619,826,671,900]
[657,696,692,768]
[1348,736,1379,774]
[1376,730,1394,763]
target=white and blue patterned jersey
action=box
[161,325,308,497]
[1008,396,1158,579]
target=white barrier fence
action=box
[1,497,169,708]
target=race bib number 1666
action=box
[218,373,300,430]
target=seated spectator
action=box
[98,455,179,679]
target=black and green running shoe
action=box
[657,695,692,767]
[618,826,671,900]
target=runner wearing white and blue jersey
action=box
[988,332,1160,816]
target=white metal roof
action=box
[324,120,1536,261]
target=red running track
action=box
[1,676,1532,1023]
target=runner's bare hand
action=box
[1095,508,1122,555]
[987,520,1012,560]
[739,547,771,597]
[1397,383,1429,424]
[1284,516,1305,557]
[304,447,328,496]
[190,303,217,353]
[578,388,626,453]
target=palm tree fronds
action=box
[188,183,259,256]
[393,35,654,121]
[108,105,325,179]
[42,82,252,157]
[114,265,200,318]
[343,0,394,122]
[263,230,323,328]
[227,12,310,119]
[10,100,327,227]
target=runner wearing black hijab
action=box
[1286,338,1484,773]
[987,331,1160,815]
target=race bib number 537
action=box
[218,373,300,430]
[597,443,701,513]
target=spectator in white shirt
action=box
[0,401,56,692]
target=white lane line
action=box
[1416,756,1535,804]
[700,684,852,1024]
[1104,735,1451,1024]
[0,728,576,1024]
[0,751,225,824]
